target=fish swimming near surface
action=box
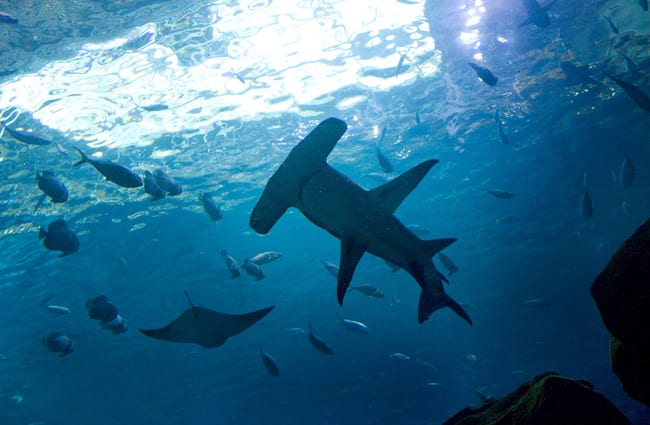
[415,109,421,125]
[580,172,593,220]
[308,324,334,355]
[143,171,165,201]
[494,110,509,145]
[518,0,555,28]
[153,169,182,196]
[73,148,143,188]
[249,118,471,325]
[140,291,274,348]
[376,146,394,173]
[1,124,52,146]
[35,171,68,212]
[604,16,619,34]
[199,192,222,221]
[139,103,169,112]
[259,347,280,377]
[394,53,407,77]
[619,153,635,189]
[605,73,650,112]
[321,260,339,279]
[39,219,78,257]
[0,11,18,24]
[242,259,265,281]
[220,249,240,278]
[468,62,497,86]
[437,252,459,276]
[248,251,282,265]
[349,285,384,299]
[336,314,368,334]
[482,188,515,199]
[43,332,74,356]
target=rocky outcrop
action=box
[591,218,650,406]
[442,372,629,425]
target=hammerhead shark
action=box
[250,118,471,325]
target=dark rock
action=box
[591,218,650,405]
[442,372,629,425]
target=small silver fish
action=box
[248,251,282,265]
[320,260,339,279]
[337,314,369,334]
[46,305,71,315]
[389,352,410,361]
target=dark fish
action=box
[376,147,393,173]
[140,103,169,112]
[0,11,18,24]
[140,291,274,348]
[1,124,51,145]
[39,219,78,257]
[86,295,128,334]
[494,111,509,145]
[220,250,240,278]
[580,173,593,220]
[308,324,334,355]
[640,0,648,11]
[619,153,635,189]
[36,171,68,203]
[43,332,74,356]
[349,285,384,298]
[518,0,554,28]
[378,126,387,144]
[199,192,222,221]
[560,61,598,86]
[242,259,265,281]
[73,148,143,188]
[604,16,619,34]
[143,171,165,201]
[437,252,459,276]
[482,188,515,199]
[468,62,497,86]
[415,109,421,125]
[259,347,280,377]
[394,53,407,77]
[153,169,182,196]
[605,73,650,112]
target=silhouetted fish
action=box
[482,188,515,199]
[154,169,182,196]
[376,147,394,173]
[140,103,168,112]
[604,16,619,34]
[39,219,78,257]
[36,171,68,203]
[494,110,509,145]
[308,324,334,355]
[468,62,497,86]
[518,0,554,28]
[143,171,165,201]
[259,347,280,377]
[394,53,407,77]
[619,153,635,189]
[43,332,74,356]
[415,109,421,125]
[522,298,552,308]
[605,73,650,112]
[221,250,240,278]
[199,192,222,221]
[1,124,51,145]
[73,148,143,188]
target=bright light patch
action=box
[459,31,480,44]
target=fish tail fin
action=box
[423,238,456,258]
[38,226,47,240]
[72,147,88,166]
[418,290,472,325]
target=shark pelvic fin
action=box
[337,239,366,305]
[250,118,347,234]
[369,160,438,214]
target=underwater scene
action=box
[1,0,650,424]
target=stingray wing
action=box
[140,305,274,348]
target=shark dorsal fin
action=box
[337,239,366,305]
[369,160,438,214]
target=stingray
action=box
[140,291,274,348]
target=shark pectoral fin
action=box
[418,290,472,325]
[369,160,438,213]
[337,239,366,305]
[424,238,456,257]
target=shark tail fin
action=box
[423,238,456,258]
[72,147,88,167]
[250,118,347,234]
[418,290,472,325]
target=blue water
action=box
[2,0,650,424]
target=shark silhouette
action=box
[250,118,471,325]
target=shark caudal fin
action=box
[418,289,472,325]
[250,118,347,234]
